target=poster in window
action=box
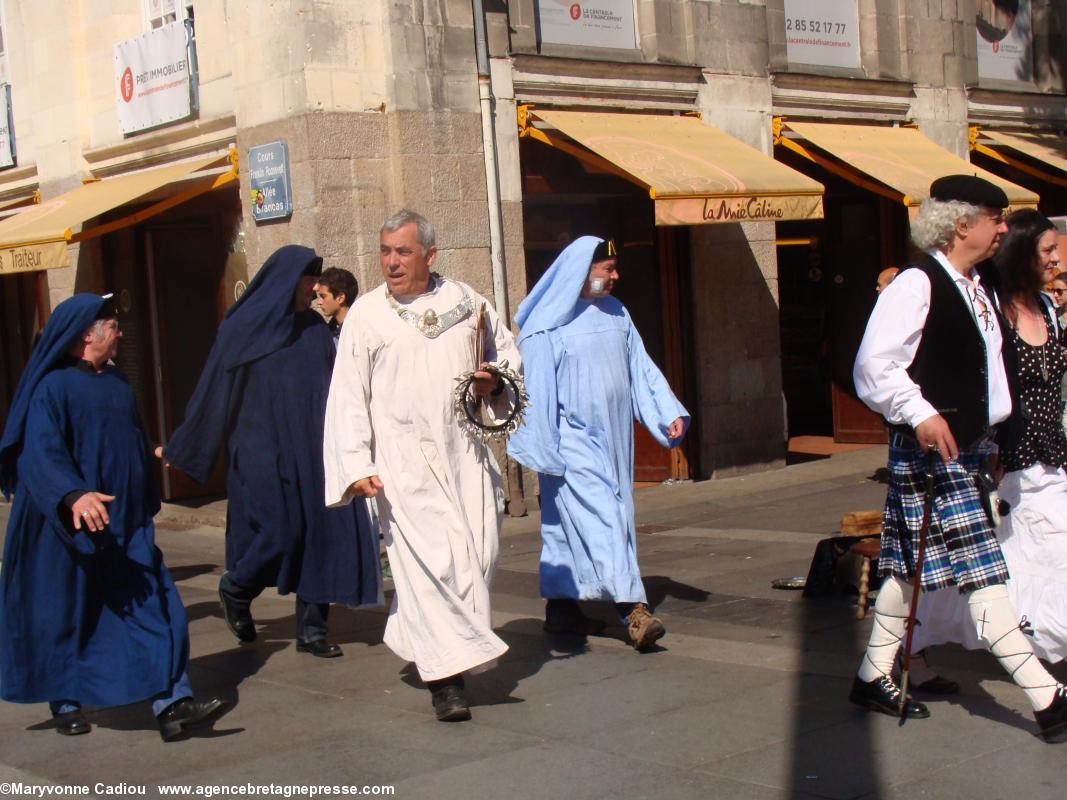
[536,0,638,50]
[784,0,861,70]
[0,85,14,168]
[976,0,1033,83]
[114,21,192,134]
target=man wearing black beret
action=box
[849,174,1067,742]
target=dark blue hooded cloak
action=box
[164,245,379,606]
[0,293,189,706]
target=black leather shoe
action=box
[431,685,471,722]
[156,697,228,742]
[913,675,961,695]
[1035,685,1067,743]
[54,710,90,736]
[218,582,256,643]
[849,675,930,719]
[296,639,343,658]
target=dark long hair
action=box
[994,208,1056,303]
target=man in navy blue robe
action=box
[164,246,379,657]
[0,294,226,741]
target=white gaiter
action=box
[968,584,1058,710]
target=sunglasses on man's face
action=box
[1053,288,1067,296]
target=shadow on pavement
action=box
[168,563,219,583]
[184,599,223,624]
[644,574,712,608]
[789,588,882,798]
[394,617,591,710]
[472,620,594,708]
[868,468,890,484]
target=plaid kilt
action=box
[878,432,1009,592]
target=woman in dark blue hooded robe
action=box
[0,293,224,740]
[164,245,379,654]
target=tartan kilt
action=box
[878,433,1010,592]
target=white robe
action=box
[323,278,519,680]
[914,463,1067,664]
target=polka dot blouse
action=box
[1001,306,1067,472]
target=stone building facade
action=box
[0,1,1064,499]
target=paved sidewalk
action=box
[1,446,1064,799]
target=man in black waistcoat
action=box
[850,175,1067,742]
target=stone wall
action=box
[686,74,785,477]
[904,0,973,89]
[227,1,501,303]
[235,109,494,302]
[688,221,786,477]
[686,0,770,75]
[1034,0,1067,93]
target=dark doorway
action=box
[0,271,45,425]
[775,154,910,443]
[102,188,241,500]
[144,222,229,498]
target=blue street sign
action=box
[248,140,292,222]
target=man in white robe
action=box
[323,209,520,722]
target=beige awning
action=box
[519,108,824,225]
[0,150,238,275]
[0,192,39,213]
[972,128,1067,188]
[777,121,1038,209]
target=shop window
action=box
[783,0,861,73]
[0,2,8,85]
[144,0,194,31]
[976,0,1035,87]
[0,4,14,169]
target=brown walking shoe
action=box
[626,603,665,651]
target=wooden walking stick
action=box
[474,302,487,370]
[472,303,487,413]
[899,447,939,719]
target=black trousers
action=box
[546,597,636,623]
[219,572,330,642]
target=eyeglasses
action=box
[1053,288,1067,296]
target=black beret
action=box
[95,293,119,320]
[591,239,617,263]
[929,174,1008,209]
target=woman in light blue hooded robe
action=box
[507,236,689,644]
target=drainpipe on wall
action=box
[472,1,527,517]
[471,0,510,325]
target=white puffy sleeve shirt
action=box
[852,250,1011,431]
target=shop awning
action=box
[0,150,238,275]
[0,191,39,214]
[519,108,825,225]
[776,120,1038,210]
[971,128,1067,188]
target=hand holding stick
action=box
[470,304,490,402]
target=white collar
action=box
[927,249,979,286]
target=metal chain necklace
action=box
[1011,300,1051,383]
[386,276,474,339]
